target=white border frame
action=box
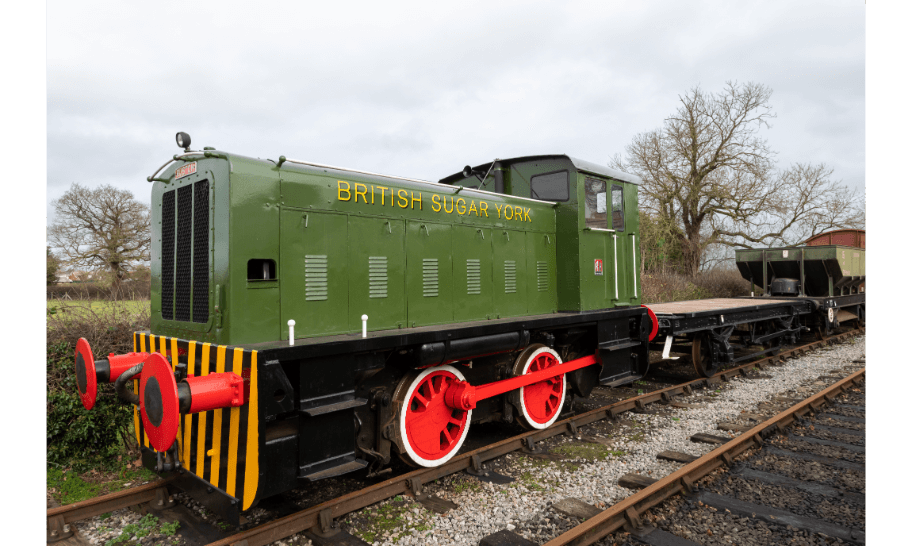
[398,365,473,467]
[518,347,566,430]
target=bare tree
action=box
[612,81,864,275]
[49,183,151,292]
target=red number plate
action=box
[175,162,197,180]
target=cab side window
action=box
[584,177,608,228]
[530,171,569,201]
[611,185,625,232]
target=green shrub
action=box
[47,348,136,471]
[46,299,150,471]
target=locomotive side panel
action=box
[525,231,558,314]
[493,228,529,318]
[279,210,350,338]
[405,220,455,327]
[347,216,407,331]
[452,226,495,322]
[227,158,282,345]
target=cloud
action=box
[48,0,865,221]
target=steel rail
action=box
[204,328,863,546]
[543,367,866,546]
[46,475,178,542]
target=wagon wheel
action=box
[814,326,827,341]
[390,365,472,467]
[691,333,718,378]
[512,344,566,430]
[856,307,865,328]
[761,320,782,357]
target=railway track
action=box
[47,328,863,546]
[538,368,865,546]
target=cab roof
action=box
[438,154,642,186]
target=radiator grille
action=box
[160,180,210,323]
[368,256,388,298]
[422,258,439,297]
[466,259,481,295]
[192,181,210,323]
[304,255,328,301]
[537,261,549,292]
[161,191,175,320]
[175,186,193,322]
[504,260,517,293]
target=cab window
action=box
[530,171,569,201]
[583,177,607,228]
[611,184,625,231]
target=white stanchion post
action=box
[361,314,368,339]
[288,319,295,346]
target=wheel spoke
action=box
[412,391,429,409]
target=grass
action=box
[48,299,149,315]
[552,442,626,461]
[347,497,434,544]
[47,464,158,505]
[103,513,180,546]
[452,477,481,495]
[519,472,547,492]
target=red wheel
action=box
[513,345,566,430]
[392,365,472,467]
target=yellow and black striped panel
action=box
[133,332,260,510]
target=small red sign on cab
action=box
[594,259,604,276]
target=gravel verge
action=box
[338,334,864,545]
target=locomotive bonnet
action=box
[75,135,658,524]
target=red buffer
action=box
[138,353,245,452]
[75,337,149,410]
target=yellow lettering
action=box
[411,191,422,210]
[515,207,524,222]
[354,183,368,203]
[505,205,513,220]
[469,200,478,216]
[338,181,351,201]
[376,186,389,205]
[397,189,408,208]
[443,196,454,214]
[432,194,441,212]
[480,201,489,217]
[494,203,503,218]
[524,207,531,222]
[456,197,466,215]
[371,185,375,204]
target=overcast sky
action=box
[46,0,864,222]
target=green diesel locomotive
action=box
[74,134,656,524]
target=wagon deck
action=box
[650,296,815,337]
